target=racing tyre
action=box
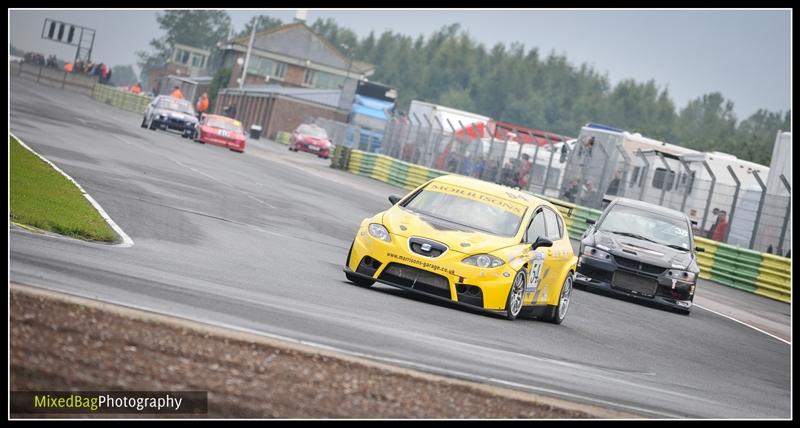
[505,270,526,320]
[543,272,573,324]
[148,118,157,131]
[140,116,147,128]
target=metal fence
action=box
[559,133,792,255]
[312,112,791,255]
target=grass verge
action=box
[10,135,117,242]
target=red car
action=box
[289,124,332,159]
[193,114,246,153]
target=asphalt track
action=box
[9,78,791,418]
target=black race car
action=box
[141,95,198,138]
[574,197,704,314]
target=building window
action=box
[303,69,316,86]
[652,167,676,191]
[174,49,190,65]
[274,62,287,79]
[191,54,206,68]
[314,71,345,89]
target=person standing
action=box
[707,208,721,238]
[170,85,184,99]
[711,210,729,242]
[196,92,209,119]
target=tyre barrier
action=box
[276,131,291,145]
[331,148,791,303]
[91,84,152,114]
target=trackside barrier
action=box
[91,84,152,114]
[276,131,291,145]
[331,148,791,303]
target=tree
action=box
[108,65,138,87]
[208,67,232,113]
[137,11,232,81]
[236,15,284,38]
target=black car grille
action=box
[408,237,447,258]
[378,263,451,299]
[166,117,188,128]
[614,256,667,275]
[612,271,658,297]
[578,265,613,283]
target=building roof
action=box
[226,22,374,74]
[220,85,343,109]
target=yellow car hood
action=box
[381,207,520,255]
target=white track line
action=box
[694,303,790,345]
[11,133,134,248]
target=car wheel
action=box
[148,117,157,130]
[544,272,573,324]
[140,116,147,128]
[505,270,526,320]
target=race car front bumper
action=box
[574,255,694,312]
[346,229,516,311]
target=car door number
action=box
[526,252,544,296]
[218,129,229,137]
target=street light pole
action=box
[239,16,259,89]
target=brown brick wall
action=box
[212,92,346,140]
[266,97,346,139]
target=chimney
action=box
[294,9,308,23]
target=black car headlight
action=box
[582,246,611,260]
[667,270,696,282]
[462,254,504,268]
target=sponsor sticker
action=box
[426,182,526,216]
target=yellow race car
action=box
[343,175,578,323]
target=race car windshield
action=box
[403,187,524,237]
[206,118,243,133]
[599,204,691,250]
[157,99,194,114]
[298,126,328,139]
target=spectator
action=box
[607,170,621,196]
[63,62,73,73]
[517,153,533,189]
[104,68,112,84]
[562,179,580,202]
[707,208,721,238]
[196,92,209,119]
[472,154,485,179]
[130,83,142,94]
[170,85,184,99]
[579,179,597,206]
[711,210,729,242]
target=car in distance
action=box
[289,124,332,159]
[343,174,578,323]
[193,114,247,153]
[141,95,198,137]
[574,197,703,314]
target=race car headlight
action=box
[368,223,391,242]
[667,270,696,282]
[462,254,504,268]
[582,246,611,260]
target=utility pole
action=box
[239,16,259,89]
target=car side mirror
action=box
[388,195,401,205]
[531,237,553,250]
[695,246,705,253]
[585,219,595,225]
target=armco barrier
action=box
[330,148,791,303]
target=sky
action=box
[9,9,792,121]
